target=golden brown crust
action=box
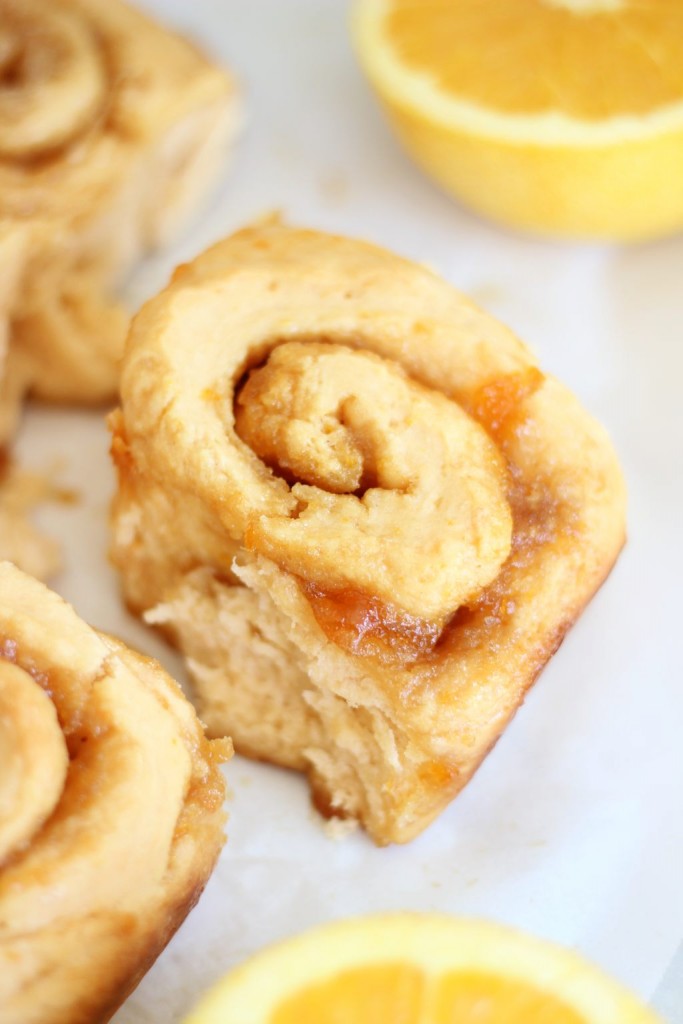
[110,222,626,845]
[0,0,238,404]
[0,563,230,1023]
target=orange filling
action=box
[299,368,551,663]
[301,581,442,663]
[271,964,586,1023]
[467,367,544,443]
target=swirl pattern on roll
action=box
[0,562,229,1023]
[111,222,626,845]
[0,0,238,404]
[0,1,106,159]
[235,339,512,621]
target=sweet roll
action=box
[0,0,238,403]
[110,222,626,845]
[0,562,230,1023]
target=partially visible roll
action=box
[0,226,30,444]
[0,225,58,578]
[0,562,230,1024]
[110,222,626,845]
[0,0,239,404]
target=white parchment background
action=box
[15,1,682,1019]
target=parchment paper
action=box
[15,1,682,1019]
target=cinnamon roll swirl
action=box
[0,0,238,404]
[110,222,626,846]
[0,561,230,1023]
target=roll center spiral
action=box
[234,340,513,622]
[236,341,409,495]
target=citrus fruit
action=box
[352,0,683,240]
[183,914,661,1023]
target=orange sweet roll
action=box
[110,222,626,845]
[0,562,230,1024]
[0,0,239,404]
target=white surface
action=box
[14,0,683,1019]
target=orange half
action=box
[184,914,661,1023]
[353,0,683,239]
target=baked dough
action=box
[0,561,230,1024]
[0,0,238,404]
[110,222,626,846]
[0,226,58,577]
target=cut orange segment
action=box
[184,914,661,1023]
[352,0,683,239]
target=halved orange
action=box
[353,0,683,240]
[183,914,660,1023]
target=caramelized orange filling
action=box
[467,367,544,442]
[299,472,560,665]
[301,581,442,663]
